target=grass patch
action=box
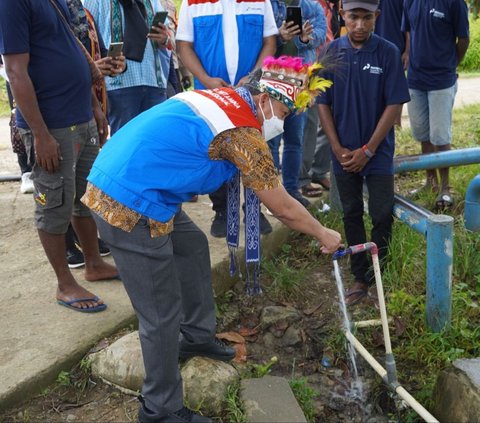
[0,78,11,118]
[289,377,320,423]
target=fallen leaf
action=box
[394,316,406,337]
[238,327,258,337]
[233,343,247,363]
[371,329,385,348]
[216,332,245,344]
[90,338,109,353]
[303,302,325,316]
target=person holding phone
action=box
[83,0,171,134]
[268,0,327,207]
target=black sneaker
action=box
[98,238,111,257]
[210,211,227,238]
[138,402,212,423]
[66,245,85,269]
[179,338,235,362]
[259,212,272,235]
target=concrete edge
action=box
[1,222,292,412]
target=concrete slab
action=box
[241,375,307,423]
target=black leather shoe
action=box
[179,338,235,362]
[138,403,212,423]
[210,211,227,238]
[259,212,272,235]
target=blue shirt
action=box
[375,0,405,53]
[0,0,92,129]
[402,0,469,91]
[270,0,327,63]
[317,34,410,176]
[83,0,170,91]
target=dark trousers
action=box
[93,210,216,417]
[209,183,227,213]
[335,173,394,284]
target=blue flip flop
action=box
[57,296,107,313]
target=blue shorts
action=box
[407,82,458,146]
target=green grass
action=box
[289,377,320,423]
[0,78,11,117]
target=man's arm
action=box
[402,31,410,70]
[91,89,108,146]
[456,37,469,66]
[4,53,61,173]
[177,40,230,88]
[256,184,341,253]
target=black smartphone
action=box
[286,6,302,32]
[107,42,124,57]
[151,11,168,27]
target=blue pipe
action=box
[464,175,480,232]
[393,194,432,236]
[426,215,454,331]
[394,147,480,173]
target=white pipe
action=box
[354,318,392,328]
[371,253,393,355]
[346,332,439,423]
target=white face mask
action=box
[260,98,285,141]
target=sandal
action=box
[301,183,323,198]
[435,191,454,210]
[312,176,330,191]
[344,287,368,306]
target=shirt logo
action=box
[362,63,383,74]
[430,8,445,19]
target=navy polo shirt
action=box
[402,0,469,91]
[317,34,410,176]
[0,0,92,129]
[375,0,406,53]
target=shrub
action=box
[458,18,480,72]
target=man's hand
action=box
[401,51,409,70]
[300,20,314,44]
[92,103,108,146]
[332,146,352,164]
[279,20,301,42]
[147,23,170,47]
[341,148,369,173]
[34,131,62,174]
[203,76,230,89]
[107,54,126,76]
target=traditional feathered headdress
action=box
[250,55,333,113]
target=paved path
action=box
[0,77,478,411]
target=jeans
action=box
[108,86,167,135]
[335,173,394,284]
[268,112,307,194]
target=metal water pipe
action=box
[394,147,480,173]
[464,174,480,232]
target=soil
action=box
[0,234,396,423]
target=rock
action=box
[181,357,239,416]
[432,358,480,422]
[260,306,301,330]
[281,326,302,347]
[90,331,144,392]
[262,332,277,350]
[66,414,77,422]
[241,375,307,423]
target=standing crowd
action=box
[0,0,469,422]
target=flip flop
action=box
[301,184,323,198]
[57,296,107,313]
[435,192,454,210]
[344,288,368,306]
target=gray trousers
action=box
[93,210,216,416]
[299,106,330,187]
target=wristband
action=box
[362,144,374,159]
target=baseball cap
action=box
[342,0,379,12]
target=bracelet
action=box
[362,144,374,159]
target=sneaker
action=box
[179,338,235,362]
[259,212,272,235]
[289,190,311,208]
[98,238,111,257]
[67,245,85,269]
[20,172,34,194]
[210,211,227,238]
[138,403,212,423]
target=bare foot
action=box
[57,280,105,311]
[85,259,119,282]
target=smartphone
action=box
[286,6,302,33]
[151,11,168,27]
[107,42,124,57]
